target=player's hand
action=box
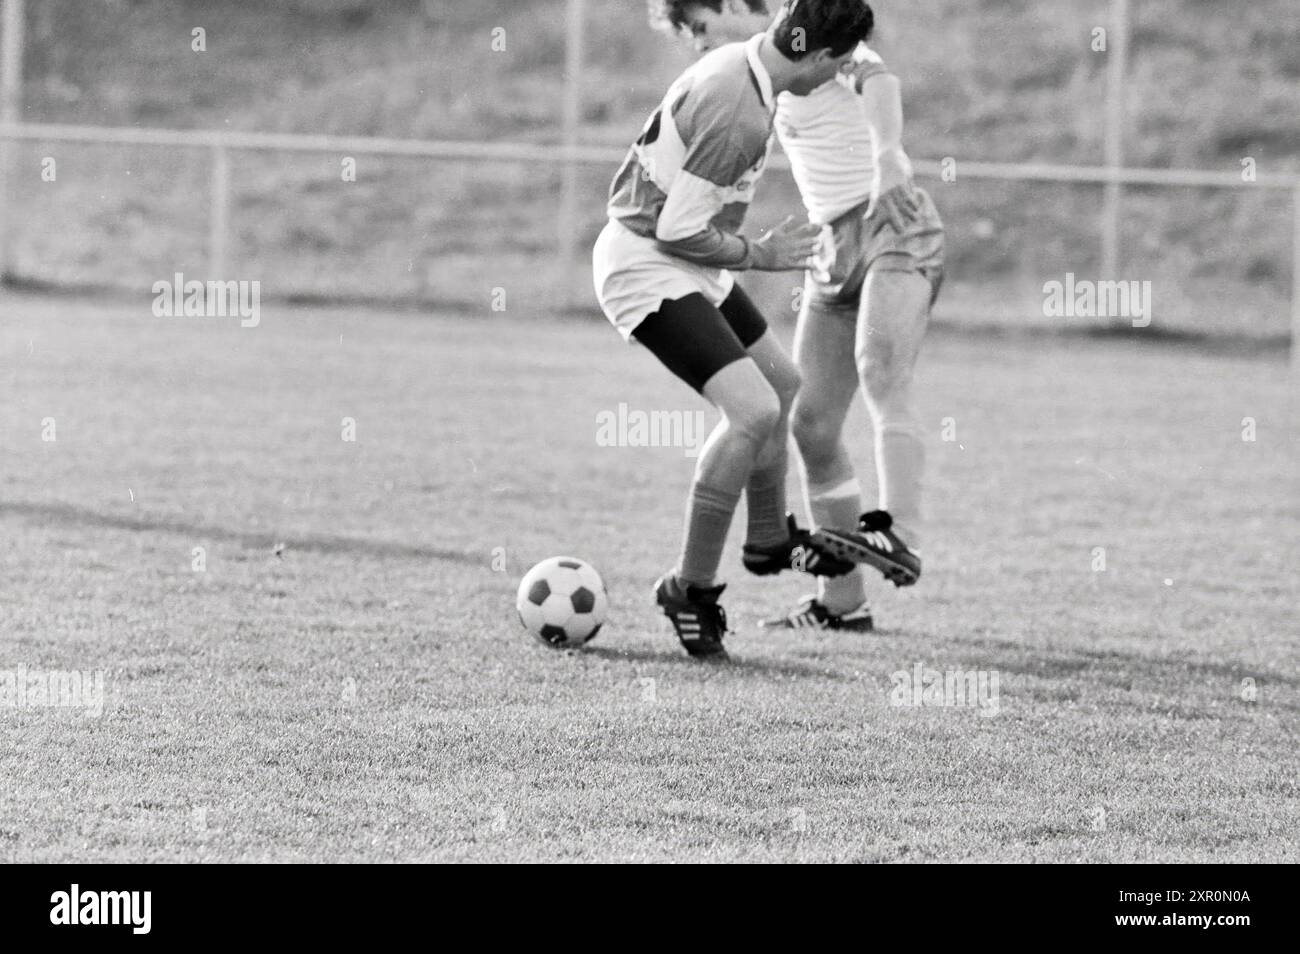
[870,180,921,234]
[749,215,822,272]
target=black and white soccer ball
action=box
[516,557,608,648]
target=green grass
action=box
[1,290,1296,862]
[6,0,1299,336]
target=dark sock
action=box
[676,482,741,588]
[745,458,789,549]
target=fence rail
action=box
[1,121,1298,363]
[5,122,1300,188]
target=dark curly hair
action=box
[646,0,768,34]
[771,0,874,59]
[646,1,873,59]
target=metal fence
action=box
[2,121,1298,353]
[1,0,1298,363]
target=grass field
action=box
[1,290,1297,863]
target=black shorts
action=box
[631,285,769,393]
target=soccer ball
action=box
[516,557,608,648]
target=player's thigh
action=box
[792,277,860,432]
[631,292,749,394]
[856,257,932,391]
[717,284,800,403]
[631,292,778,435]
[743,334,801,409]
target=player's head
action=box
[650,1,874,95]
[769,0,874,94]
[648,1,771,54]
[771,0,873,59]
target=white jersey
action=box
[774,44,912,225]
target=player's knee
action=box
[751,348,802,411]
[728,384,782,445]
[792,400,840,460]
[857,349,910,406]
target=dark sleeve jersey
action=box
[605,35,777,270]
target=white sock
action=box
[876,423,924,548]
[806,476,869,614]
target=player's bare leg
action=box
[857,260,931,548]
[687,355,783,581]
[740,330,801,548]
[651,356,778,656]
[734,329,850,578]
[814,258,930,586]
[761,280,874,629]
[717,322,850,580]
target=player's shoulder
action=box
[835,42,893,94]
[682,42,748,86]
[674,43,769,138]
[683,42,759,105]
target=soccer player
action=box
[594,0,876,658]
[649,0,945,631]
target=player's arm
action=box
[654,98,818,271]
[654,155,757,268]
[851,61,922,230]
[656,163,817,272]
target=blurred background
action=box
[0,0,1297,342]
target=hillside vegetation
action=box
[8,0,1298,337]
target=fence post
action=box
[1292,186,1300,374]
[0,0,27,281]
[209,142,230,277]
[556,0,586,299]
[1101,0,1130,282]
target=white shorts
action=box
[592,219,736,341]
